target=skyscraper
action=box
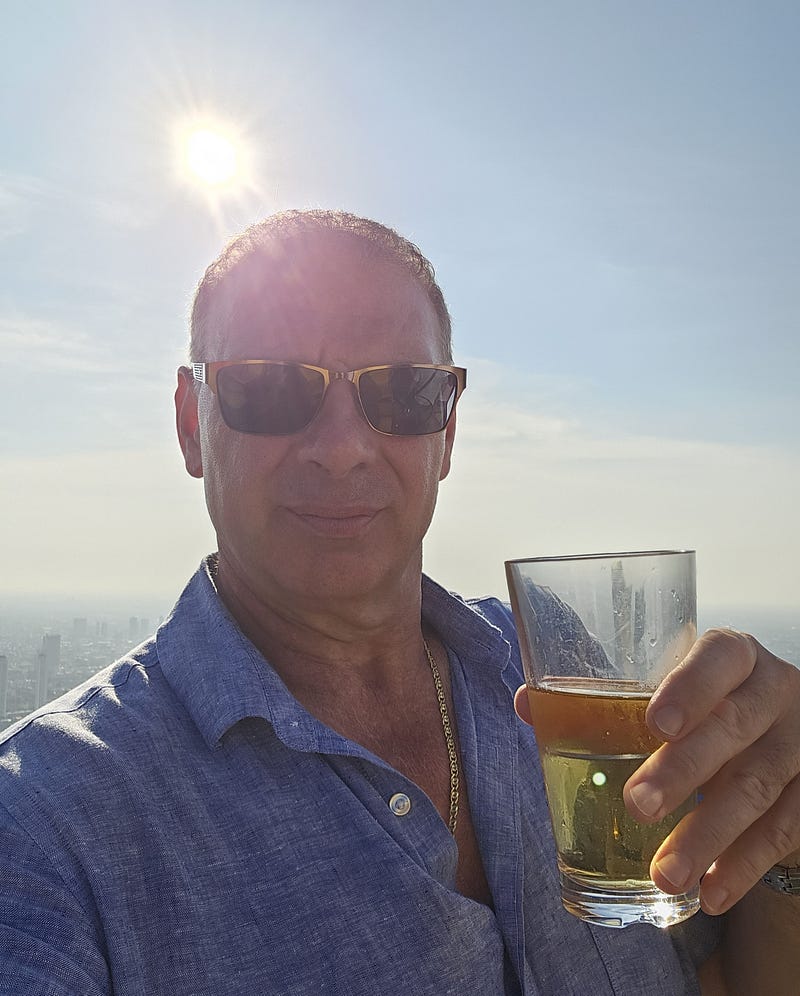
[0,654,7,720]
[37,633,61,709]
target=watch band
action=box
[762,863,800,896]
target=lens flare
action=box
[185,129,238,186]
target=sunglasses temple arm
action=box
[191,363,208,385]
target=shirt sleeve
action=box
[0,804,111,996]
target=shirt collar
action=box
[156,558,514,751]
[421,574,514,676]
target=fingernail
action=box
[655,851,692,890]
[652,703,684,737]
[628,781,663,818]
[701,882,730,914]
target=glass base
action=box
[560,871,701,929]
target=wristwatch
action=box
[762,863,800,896]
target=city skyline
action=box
[1,592,797,734]
[0,601,162,729]
[2,3,798,611]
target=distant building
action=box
[36,651,47,708]
[0,654,7,720]
[37,633,61,708]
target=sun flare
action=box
[173,113,262,209]
[185,128,239,186]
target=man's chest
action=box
[85,737,511,994]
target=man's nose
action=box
[294,379,377,475]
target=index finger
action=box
[646,629,758,741]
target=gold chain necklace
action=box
[423,638,460,836]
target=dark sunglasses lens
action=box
[359,367,458,435]
[216,364,325,434]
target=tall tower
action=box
[36,651,47,709]
[0,654,7,720]
[37,633,61,708]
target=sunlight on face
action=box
[185,128,238,186]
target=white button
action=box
[389,792,412,817]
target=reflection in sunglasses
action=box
[192,361,466,437]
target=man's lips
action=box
[285,506,382,537]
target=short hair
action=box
[190,209,453,362]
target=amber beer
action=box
[507,549,700,926]
[528,678,694,887]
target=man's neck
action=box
[211,551,429,699]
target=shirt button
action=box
[389,792,412,817]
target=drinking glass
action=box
[505,550,701,928]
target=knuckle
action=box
[774,660,800,702]
[709,695,755,742]
[700,628,757,669]
[729,847,764,884]
[760,820,798,863]
[728,766,780,815]
[702,627,751,650]
[664,744,702,786]
[697,816,731,856]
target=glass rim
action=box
[505,549,695,568]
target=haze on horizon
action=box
[1,2,798,617]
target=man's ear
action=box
[175,366,204,479]
[439,407,457,482]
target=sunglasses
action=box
[192,360,467,436]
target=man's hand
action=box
[514,629,800,915]
[621,629,800,914]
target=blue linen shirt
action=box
[0,560,720,994]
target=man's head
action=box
[189,209,453,364]
[175,210,462,615]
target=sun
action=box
[173,114,261,207]
[184,127,239,186]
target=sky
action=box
[1,1,798,620]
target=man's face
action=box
[176,235,457,612]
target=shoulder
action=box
[464,594,517,634]
[0,638,184,813]
[1,636,161,735]
[422,577,519,649]
[421,579,525,693]
[422,574,515,633]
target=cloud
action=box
[0,363,796,617]
[82,192,161,232]
[0,174,53,238]
[0,171,158,239]
[0,315,117,374]
[426,370,800,610]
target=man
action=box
[0,210,798,994]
